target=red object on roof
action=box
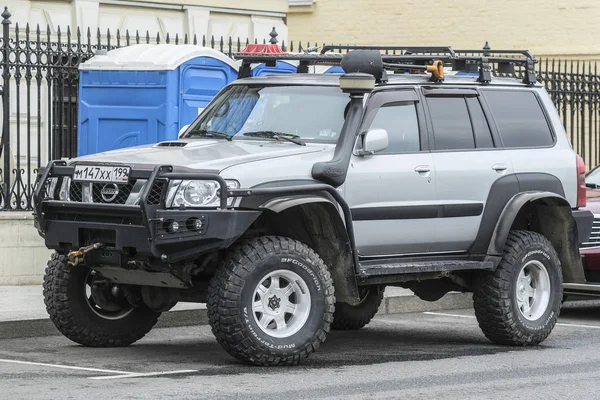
[238,44,286,54]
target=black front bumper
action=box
[33,161,260,263]
[573,208,594,245]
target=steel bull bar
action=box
[32,162,359,268]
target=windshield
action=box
[182,85,350,143]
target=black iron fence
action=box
[0,6,599,211]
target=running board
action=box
[563,282,600,297]
[359,260,494,276]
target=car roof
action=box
[232,73,542,88]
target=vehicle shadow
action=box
[98,321,517,374]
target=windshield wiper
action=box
[187,129,232,141]
[586,182,599,189]
[243,131,306,146]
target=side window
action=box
[427,97,475,150]
[466,97,494,148]
[368,102,420,154]
[483,90,554,148]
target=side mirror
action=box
[359,128,388,155]
[178,124,190,138]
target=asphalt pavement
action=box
[2,299,600,399]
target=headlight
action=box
[166,179,239,208]
[45,178,58,198]
[45,177,70,200]
[58,178,70,201]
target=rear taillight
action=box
[577,154,586,208]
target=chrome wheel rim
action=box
[85,271,134,320]
[516,260,551,321]
[252,269,312,339]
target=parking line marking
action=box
[423,312,475,319]
[423,311,600,330]
[89,369,199,380]
[557,322,600,330]
[0,358,132,375]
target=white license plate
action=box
[73,165,130,183]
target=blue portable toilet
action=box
[77,44,239,156]
[248,60,343,76]
[251,60,297,76]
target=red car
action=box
[579,165,600,282]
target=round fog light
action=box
[187,217,203,231]
[164,220,180,233]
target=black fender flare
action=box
[487,191,586,283]
[488,191,573,255]
[238,182,361,305]
[258,194,361,305]
[259,194,339,214]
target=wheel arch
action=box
[256,197,361,305]
[489,191,585,283]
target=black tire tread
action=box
[43,252,160,347]
[331,288,384,330]
[473,230,561,346]
[207,236,335,366]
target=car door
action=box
[422,88,514,252]
[344,89,437,257]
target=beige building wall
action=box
[288,0,600,60]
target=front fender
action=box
[260,194,339,214]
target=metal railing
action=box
[0,6,599,210]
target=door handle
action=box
[414,165,431,173]
[492,163,508,172]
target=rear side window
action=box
[466,97,494,148]
[427,97,474,150]
[483,90,554,148]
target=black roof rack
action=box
[320,45,457,58]
[233,44,538,85]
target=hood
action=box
[71,139,328,171]
[584,189,600,214]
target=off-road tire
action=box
[207,236,335,366]
[331,286,384,330]
[473,230,562,346]
[43,252,161,347]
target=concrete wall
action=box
[0,213,51,285]
[287,0,600,60]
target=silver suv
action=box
[33,46,593,366]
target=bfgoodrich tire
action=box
[473,230,562,346]
[43,252,161,347]
[331,286,384,330]
[207,236,335,366]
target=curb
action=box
[0,293,473,340]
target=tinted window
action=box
[466,97,494,148]
[368,102,420,153]
[428,97,474,150]
[483,90,553,148]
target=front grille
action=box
[581,216,600,248]
[92,182,133,204]
[68,180,150,205]
[69,182,83,202]
[147,180,166,205]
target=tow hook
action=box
[67,243,105,266]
